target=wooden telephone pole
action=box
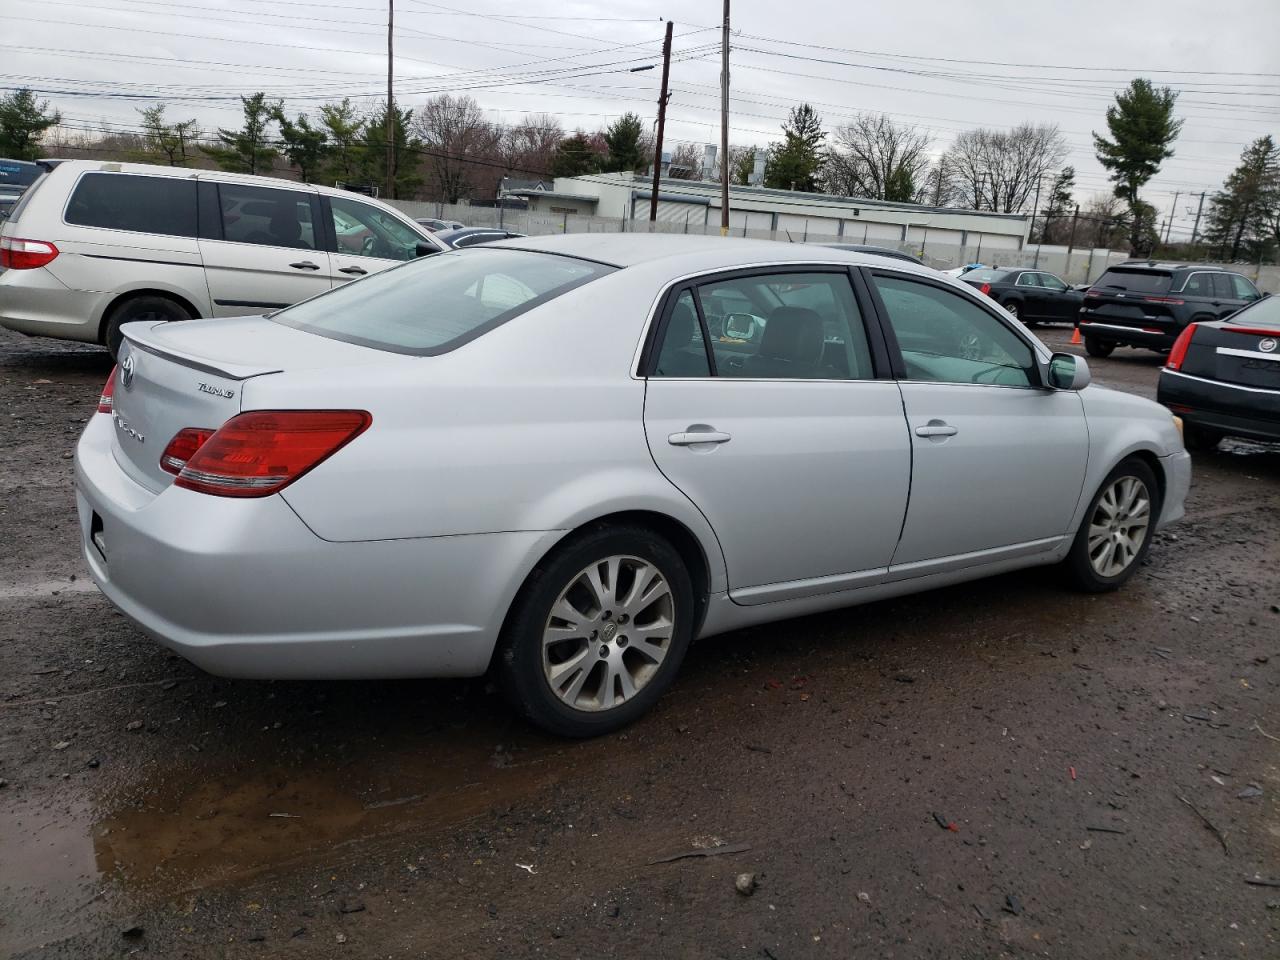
[719,0,730,233]
[649,21,674,223]
[385,0,395,199]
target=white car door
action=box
[866,271,1089,568]
[324,194,440,284]
[643,268,913,604]
[197,180,332,317]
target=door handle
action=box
[669,430,731,446]
[338,265,368,275]
[289,261,321,271]
[914,421,958,438]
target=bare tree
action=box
[501,113,562,178]
[413,94,503,203]
[943,123,1068,212]
[824,114,932,202]
[667,142,703,180]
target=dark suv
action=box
[1077,262,1264,357]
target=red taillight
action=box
[97,365,117,414]
[0,236,59,269]
[1224,326,1280,337]
[159,427,215,475]
[1143,296,1185,305]
[1166,324,1198,371]
[173,410,371,498]
[979,282,991,296]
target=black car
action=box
[1077,262,1263,358]
[959,268,1083,325]
[0,158,43,193]
[0,195,15,222]
[434,227,526,249]
[1157,294,1280,450]
[818,243,924,265]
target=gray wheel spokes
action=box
[1088,475,1152,578]
[542,555,675,713]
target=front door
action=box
[643,269,912,603]
[198,181,331,317]
[867,271,1090,567]
[1036,272,1080,322]
[324,194,436,285]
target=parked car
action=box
[434,226,527,249]
[415,217,466,232]
[960,267,1084,325]
[818,243,924,265]
[0,158,44,193]
[0,196,15,223]
[942,263,985,278]
[1077,261,1264,358]
[1157,293,1280,450]
[75,235,1189,737]
[0,160,448,356]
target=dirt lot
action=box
[1,324,1277,959]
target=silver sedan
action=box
[75,236,1191,737]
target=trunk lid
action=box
[1083,268,1179,331]
[111,316,400,492]
[1179,320,1280,390]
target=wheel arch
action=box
[97,288,203,344]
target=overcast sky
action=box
[5,0,1279,235]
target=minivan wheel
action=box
[1064,458,1161,593]
[497,525,694,738]
[1084,336,1115,358]
[104,296,193,359]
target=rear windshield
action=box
[1092,268,1172,295]
[271,249,615,355]
[1228,295,1280,329]
[0,160,42,189]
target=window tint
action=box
[271,249,613,355]
[1040,273,1068,292]
[1210,274,1234,299]
[1181,273,1210,296]
[873,274,1035,388]
[1229,274,1260,301]
[1015,272,1041,287]
[65,173,197,238]
[653,291,711,377]
[1096,269,1172,295]
[691,272,872,380]
[329,195,423,260]
[219,183,317,250]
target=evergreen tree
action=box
[1039,166,1076,242]
[0,88,61,161]
[763,104,826,192]
[1204,136,1280,261]
[550,132,600,178]
[137,105,199,166]
[319,99,364,185]
[358,103,421,198]
[601,112,645,173]
[1093,79,1182,254]
[206,93,279,175]
[274,109,330,184]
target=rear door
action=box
[197,180,332,317]
[866,271,1089,568]
[643,267,912,604]
[323,194,437,285]
[1013,271,1046,319]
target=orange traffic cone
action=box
[1071,326,1082,345]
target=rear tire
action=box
[1084,336,1115,358]
[103,295,192,359]
[1064,457,1161,593]
[1182,424,1222,452]
[496,524,695,738]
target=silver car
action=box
[75,235,1191,737]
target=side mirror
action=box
[723,312,758,341]
[415,240,439,258]
[1046,353,1091,391]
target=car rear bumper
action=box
[1158,369,1280,442]
[1077,318,1176,350]
[74,413,560,679]
[0,266,105,343]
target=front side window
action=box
[271,249,613,355]
[872,274,1036,388]
[219,183,316,250]
[1228,274,1260,301]
[65,173,197,238]
[329,196,424,261]
[1040,273,1069,292]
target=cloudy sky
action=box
[4,0,1279,235]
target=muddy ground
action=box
[1,324,1277,959]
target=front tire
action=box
[1084,335,1115,358]
[497,524,695,738]
[1064,458,1161,592]
[104,295,192,359]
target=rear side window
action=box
[271,249,614,355]
[1095,269,1171,295]
[65,173,197,238]
[218,183,317,250]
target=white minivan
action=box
[0,160,447,356]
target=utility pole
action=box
[1190,191,1207,246]
[385,0,395,200]
[1028,173,1045,267]
[1163,190,1179,245]
[719,0,730,234]
[1065,204,1080,279]
[649,20,674,224]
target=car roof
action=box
[818,243,923,264]
[1112,261,1231,273]
[495,233,940,273]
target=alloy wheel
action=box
[541,555,675,712]
[1087,475,1151,578]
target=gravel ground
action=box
[1,324,1277,959]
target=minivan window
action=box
[65,173,197,238]
[1095,269,1172,295]
[271,249,614,355]
[218,183,317,250]
[328,195,422,261]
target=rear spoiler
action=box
[123,322,283,381]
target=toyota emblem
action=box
[120,355,135,390]
[1259,338,1278,353]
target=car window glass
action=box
[694,272,872,380]
[652,290,711,377]
[1212,274,1234,300]
[1015,272,1040,287]
[873,274,1035,388]
[1097,269,1171,294]
[329,195,422,260]
[65,173,197,238]
[218,183,316,250]
[1229,274,1260,301]
[1040,273,1068,291]
[1181,273,1212,296]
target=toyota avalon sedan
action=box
[75,235,1190,737]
